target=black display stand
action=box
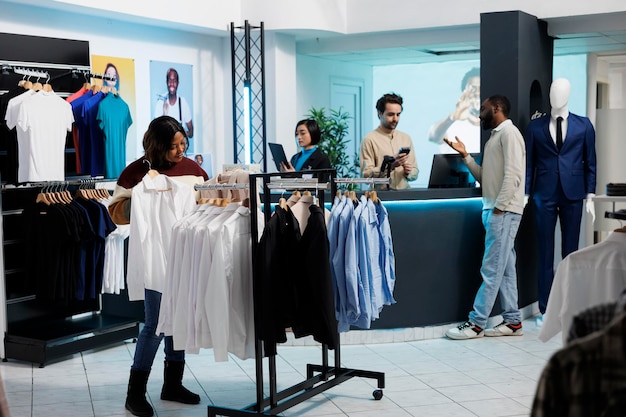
[207,169,385,417]
[1,32,143,367]
[0,181,141,367]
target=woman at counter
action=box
[280,119,331,173]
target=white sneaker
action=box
[484,321,524,337]
[446,321,484,340]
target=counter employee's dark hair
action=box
[143,116,188,169]
[375,93,403,114]
[296,119,322,145]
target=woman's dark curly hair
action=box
[142,116,188,169]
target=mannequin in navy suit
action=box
[525,78,597,317]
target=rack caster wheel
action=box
[373,389,383,400]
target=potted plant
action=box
[305,107,360,180]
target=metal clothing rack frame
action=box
[207,169,385,417]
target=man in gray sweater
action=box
[443,95,526,340]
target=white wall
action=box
[16,0,626,36]
[264,33,298,158]
[595,109,626,233]
[296,55,373,164]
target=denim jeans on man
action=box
[469,209,522,328]
[131,289,184,371]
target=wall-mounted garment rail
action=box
[1,66,49,81]
[0,60,90,72]
[207,169,385,417]
[0,61,92,95]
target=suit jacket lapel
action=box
[541,116,555,150]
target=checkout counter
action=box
[362,187,538,329]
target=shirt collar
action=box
[492,118,512,132]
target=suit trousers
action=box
[534,185,583,314]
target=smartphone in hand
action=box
[398,147,411,155]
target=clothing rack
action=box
[334,177,390,186]
[0,178,141,367]
[1,66,49,81]
[0,62,108,97]
[0,62,107,82]
[207,169,385,417]
[1,33,142,367]
[194,183,250,190]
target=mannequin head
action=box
[549,78,571,110]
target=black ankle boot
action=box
[125,369,154,417]
[160,360,201,404]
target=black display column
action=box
[479,10,553,309]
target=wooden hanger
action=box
[23,75,33,90]
[42,74,53,92]
[369,190,379,204]
[32,77,43,91]
[35,192,51,205]
[279,197,289,210]
[98,187,110,200]
[303,190,312,197]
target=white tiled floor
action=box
[1,316,562,417]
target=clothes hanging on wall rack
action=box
[1,63,131,183]
[68,86,133,178]
[1,36,142,367]
[21,181,117,304]
[1,63,86,184]
[68,82,132,178]
[0,83,27,185]
[3,83,73,183]
[327,177,396,332]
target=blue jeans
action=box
[131,289,184,372]
[469,210,522,329]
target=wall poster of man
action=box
[149,61,195,153]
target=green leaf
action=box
[304,106,354,179]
